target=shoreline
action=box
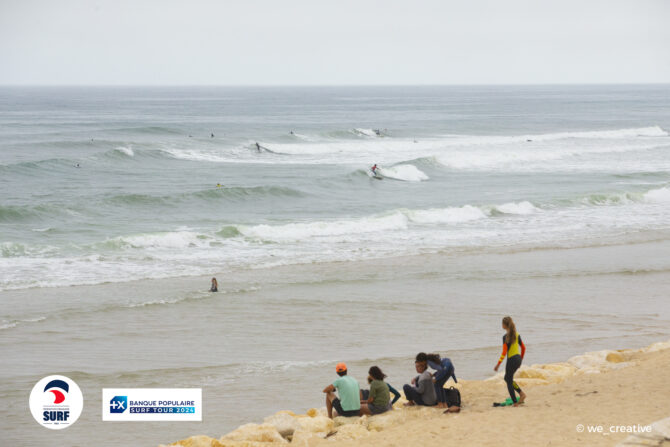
[162,339,670,447]
[4,239,670,447]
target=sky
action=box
[0,0,669,85]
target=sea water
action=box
[1,85,670,446]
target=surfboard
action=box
[492,398,514,407]
[368,169,383,180]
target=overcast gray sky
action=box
[1,0,668,85]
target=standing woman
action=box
[494,316,526,406]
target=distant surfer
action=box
[374,129,382,137]
[211,133,215,138]
[216,183,223,188]
[75,163,80,168]
[371,164,379,176]
[210,277,218,292]
[290,130,295,135]
[255,142,261,152]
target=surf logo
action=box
[110,395,128,413]
[44,379,69,404]
[29,375,83,430]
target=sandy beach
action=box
[164,339,670,447]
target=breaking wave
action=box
[377,164,429,182]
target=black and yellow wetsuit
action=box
[496,333,526,403]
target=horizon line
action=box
[1,82,669,88]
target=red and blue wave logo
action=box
[44,379,69,404]
[29,375,83,430]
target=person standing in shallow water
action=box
[494,316,527,406]
[210,277,218,292]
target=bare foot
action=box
[403,401,415,407]
[518,392,526,404]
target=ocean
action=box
[1,85,670,446]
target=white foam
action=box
[107,231,207,250]
[0,316,46,330]
[239,213,409,241]
[240,204,493,242]
[162,148,230,163]
[643,186,670,203]
[377,164,428,182]
[495,201,539,215]
[240,359,332,375]
[553,125,668,139]
[115,145,134,157]
[407,205,487,224]
[0,320,18,330]
[352,128,379,137]
[126,299,179,308]
[439,126,668,145]
[435,150,561,170]
[158,126,669,172]
[5,180,670,291]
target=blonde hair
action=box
[502,316,517,345]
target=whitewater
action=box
[1,86,670,291]
[2,85,670,447]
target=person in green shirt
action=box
[360,366,392,415]
[323,362,361,418]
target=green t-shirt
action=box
[369,380,390,408]
[333,375,361,411]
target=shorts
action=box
[332,398,359,417]
[368,403,391,415]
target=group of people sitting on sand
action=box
[322,316,526,418]
[323,352,460,419]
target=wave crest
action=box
[238,213,409,241]
[377,164,428,182]
[644,187,670,203]
[493,201,539,215]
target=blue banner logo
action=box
[110,396,128,413]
